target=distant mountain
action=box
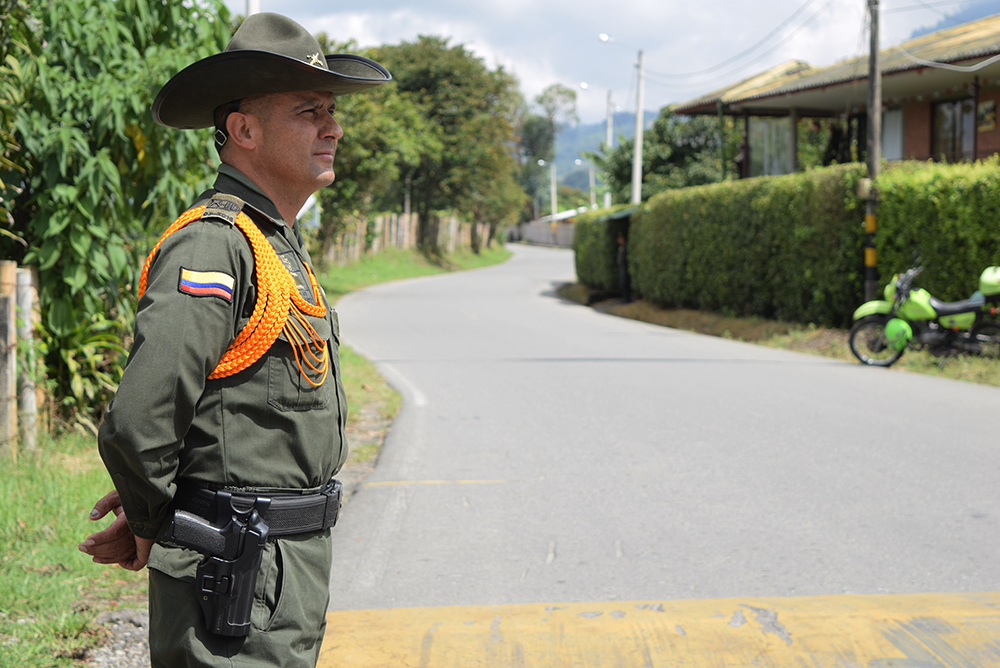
[909,1,1000,38]
[555,111,658,190]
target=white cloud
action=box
[221,0,992,123]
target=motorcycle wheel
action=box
[971,320,1000,358]
[848,315,905,367]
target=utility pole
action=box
[605,90,613,208]
[717,101,727,180]
[597,34,644,206]
[865,0,881,301]
[631,50,645,205]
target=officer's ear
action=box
[226,110,258,151]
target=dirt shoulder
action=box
[559,283,853,361]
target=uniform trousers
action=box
[148,530,332,668]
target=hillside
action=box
[555,111,658,190]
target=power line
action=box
[882,0,981,13]
[643,0,838,88]
[893,42,1000,70]
[905,0,949,16]
[643,0,824,79]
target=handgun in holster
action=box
[160,491,271,637]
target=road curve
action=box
[320,244,1000,667]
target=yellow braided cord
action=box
[139,206,329,383]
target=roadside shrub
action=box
[877,158,1000,301]
[627,163,867,327]
[573,204,633,291]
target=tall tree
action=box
[373,36,524,252]
[0,0,233,426]
[517,84,577,221]
[312,37,435,253]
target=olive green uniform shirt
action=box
[99,165,348,575]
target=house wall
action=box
[901,91,1000,161]
[903,100,932,160]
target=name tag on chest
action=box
[277,251,316,305]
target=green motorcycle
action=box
[849,264,1000,366]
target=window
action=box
[932,99,975,162]
[882,108,903,161]
[749,117,793,176]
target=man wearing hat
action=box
[78,13,390,667]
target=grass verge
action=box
[0,434,146,667]
[569,287,1000,388]
[319,245,512,302]
[0,245,511,666]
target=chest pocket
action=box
[266,251,335,412]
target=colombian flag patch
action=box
[178,268,235,303]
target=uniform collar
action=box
[214,163,287,227]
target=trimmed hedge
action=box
[628,163,868,327]
[573,204,634,291]
[876,158,1000,302]
[574,160,1000,327]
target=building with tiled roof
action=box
[674,13,1000,177]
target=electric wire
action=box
[642,0,838,89]
[893,43,1000,71]
[643,0,824,78]
[883,0,985,13]
[897,0,949,17]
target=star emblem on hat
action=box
[307,52,324,67]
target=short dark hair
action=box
[213,100,242,151]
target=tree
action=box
[589,107,740,203]
[0,0,233,428]
[0,0,32,234]
[373,36,525,252]
[517,84,577,221]
[309,37,435,255]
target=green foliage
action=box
[573,204,634,291]
[588,108,741,204]
[318,245,512,303]
[797,118,835,172]
[314,37,434,246]
[621,163,868,327]
[1,0,232,424]
[876,158,1000,301]
[577,160,1000,327]
[0,0,32,231]
[0,433,146,667]
[517,84,578,221]
[373,36,525,251]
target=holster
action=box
[160,491,270,637]
[159,478,342,637]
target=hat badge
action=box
[307,52,324,68]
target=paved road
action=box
[320,244,1000,667]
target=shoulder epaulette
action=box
[138,199,329,384]
[199,193,245,225]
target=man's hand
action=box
[78,489,154,571]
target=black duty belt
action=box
[171,477,343,536]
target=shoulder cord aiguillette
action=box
[138,205,329,385]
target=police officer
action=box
[78,13,390,667]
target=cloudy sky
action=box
[221,0,999,123]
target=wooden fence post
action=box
[16,268,36,452]
[0,260,17,459]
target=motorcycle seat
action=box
[929,290,986,316]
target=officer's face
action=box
[248,90,344,195]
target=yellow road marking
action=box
[363,480,506,487]
[319,593,1000,667]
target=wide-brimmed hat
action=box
[152,13,391,129]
